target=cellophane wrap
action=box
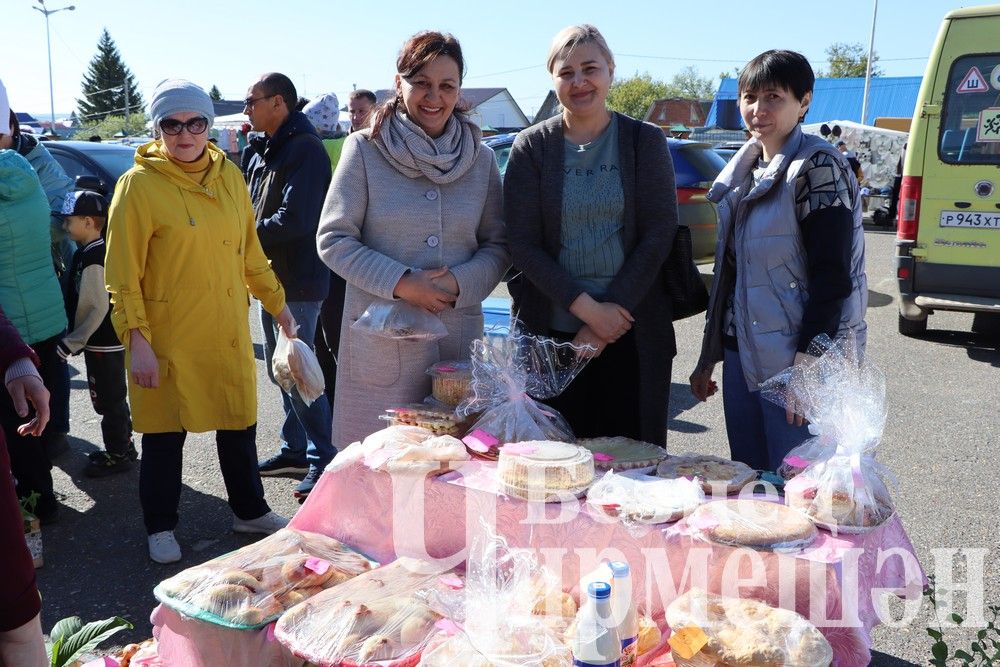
[456,326,592,443]
[352,300,448,341]
[759,333,895,530]
[275,558,458,667]
[586,470,705,531]
[666,589,833,667]
[154,529,374,630]
[419,526,573,666]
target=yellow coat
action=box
[105,141,286,433]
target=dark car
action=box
[483,132,725,263]
[45,141,137,198]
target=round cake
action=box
[575,436,666,471]
[656,454,756,495]
[497,441,595,501]
[687,499,817,549]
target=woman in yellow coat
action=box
[105,80,295,564]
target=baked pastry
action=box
[687,499,817,550]
[497,441,595,501]
[382,404,471,436]
[427,360,472,406]
[785,473,894,531]
[637,615,661,656]
[656,454,756,495]
[666,589,833,667]
[155,528,372,628]
[576,436,667,471]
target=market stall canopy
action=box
[705,76,923,129]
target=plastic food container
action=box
[381,404,471,437]
[426,361,472,406]
[497,441,595,502]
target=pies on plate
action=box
[666,589,833,667]
[686,499,817,550]
[575,436,667,471]
[656,454,756,495]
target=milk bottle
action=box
[572,582,621,667]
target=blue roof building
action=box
[705,76,923,129]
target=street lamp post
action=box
[32,0,75,137]
[860,0,878,126]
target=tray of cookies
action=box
[154,528,375,630]
[275,558,457,667]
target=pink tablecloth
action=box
[153,461,926,666]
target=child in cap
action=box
[56,191,136,476]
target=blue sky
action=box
[1,0,973,122]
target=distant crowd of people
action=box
[0,24,868,664]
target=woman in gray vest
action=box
[690,50,868,471]
[504,25,677,446]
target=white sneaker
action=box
[148,531,182,563]
[232,511,289,535]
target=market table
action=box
[151,460,925,666]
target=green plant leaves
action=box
[48,616,132,667]
[931,641,949,661]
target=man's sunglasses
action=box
[159,117,209,136]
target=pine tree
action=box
[208,85,222,101]
[77,29,144,122]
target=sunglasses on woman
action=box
[159,117,209,136]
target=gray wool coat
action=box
[503,113,678,445]
[317,130,509,448]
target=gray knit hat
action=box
[150,79,215,127]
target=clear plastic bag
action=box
[352,300,448,341]
[456,325,593,443]
[586,471,705,529]
[759,333,895,531]
[680,499,818,551]
[666,589,833,667]
[275,558,456,666]
[419,526,574,666]
[356,425,470,472]
[272,325,326,405]
[154,528,374,629]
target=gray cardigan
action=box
[503,113,678,445]
[317,130,509,447]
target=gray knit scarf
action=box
[374,110,482,184]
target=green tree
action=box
[209,84,222,101]
[73,112,148,140]
[607,73,668,119]
[821,42,883,78]
[77,29,144,123]
[664,66,716,99]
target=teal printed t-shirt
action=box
[551,114,626,332]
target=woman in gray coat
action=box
[317,31,508,448]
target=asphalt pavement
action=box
[35,220,999,665]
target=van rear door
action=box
[918,16,1000,290]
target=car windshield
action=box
[89,148,137,180]
[939,54,1000,165]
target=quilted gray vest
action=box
[706,127,868,391]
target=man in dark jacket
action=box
[243,72,334,498]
